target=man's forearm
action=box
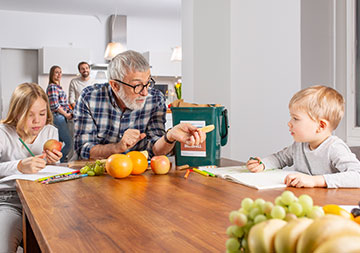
[152,136,175,156]
[89,143,125,159]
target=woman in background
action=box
[46,65,73,162]
[0,83,62,252]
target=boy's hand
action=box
[284,173,327,188]
[17,154,46,174]
[246,156,264,173]
[45,149,63,164]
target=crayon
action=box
[192,168,209,177]
[177,164,190,170]
[202,170,216,177]
[43,173,88,184]
[37,170,80,182]
[184,169,191,179]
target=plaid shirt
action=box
[74,83,167,159]
[46,83,72,113]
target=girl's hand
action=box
[44,149,63,164]
[17,154,46,174]
[284,173,327,188]
[246,156,264,173]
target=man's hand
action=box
[246,157,264,172]
[117,129,146,152]
[44,149,63,164]
[167,123,206,146]
[284,173,326,188]
[17,154,46,174]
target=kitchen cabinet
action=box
[143,51,181,77]
[38,47,91,75]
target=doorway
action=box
[0,48,38,119]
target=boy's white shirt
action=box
[0,124,58,191]
[262,135,360,188]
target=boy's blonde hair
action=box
[289,85,345,130]
[2,83,53,138]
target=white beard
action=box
[116,86,148,111]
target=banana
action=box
[297,214,360,253]
[314,233,360,253]
[274,217,313,253]
[248,219,287,253]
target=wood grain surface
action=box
[16,158,360,252]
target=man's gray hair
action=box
[108,50,150,81]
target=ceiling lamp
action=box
[104,42,126,60]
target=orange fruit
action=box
[323,204,354,220]
[127,151,148,175]
[106,154,133,178]
[355,216,360,225]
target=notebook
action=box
[204,166,296,190]
[0,165,76,183]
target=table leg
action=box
[22,210,41,253]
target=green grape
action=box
[307,205,325,219]
[238,207,249,215]
[80,165,90,174]
[87,170,95,176]
[271,205,286,219]
[229,211,239,224]
[241,237,248,250]
[262,201,274,215]
[249,207,261,220]
[94,164,104,176]
[226,225,237,237]
[227,225,244,238]
[254,198,266,209]
[254,214,267,224]
[281,190,296,205]
[275,196,286,206]
[226,238,240,252]
[298,194,313,214]
[241,198,254,211]
[233,212,248,227]
[243,221,254,234]
[289,202,303,217]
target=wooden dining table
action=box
[16,158,360,252]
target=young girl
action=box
[0,83,62,252]
[46,65,73,162]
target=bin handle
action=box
[221,109,229,139]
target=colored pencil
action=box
[43,173,88,184]
[37,170,80,182]
[19,138,35,157]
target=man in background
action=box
[68,61,95,109]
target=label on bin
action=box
[180,120,206,157]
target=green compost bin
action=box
[171,106,229,167]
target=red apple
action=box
[150,155,170,175]
[43,139,62,152]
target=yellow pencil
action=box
[192,168,209,177]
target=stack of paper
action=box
[204,166,295,190]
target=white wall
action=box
[230,0,301,161]
[182,0,301,161]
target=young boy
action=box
[246,85,360,188]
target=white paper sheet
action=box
[0,165,77,183]
[204,166,295,190]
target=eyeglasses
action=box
[113,77,155,94]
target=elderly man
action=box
[74,50,205,159]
